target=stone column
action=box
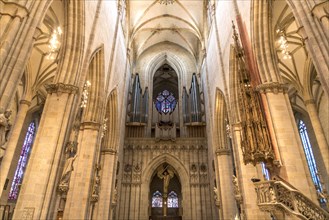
[287,0,329,96]
[215,149,236,220]
[0,99,31,197]
[12,85,78,219]
[232,123,271,220]
[95,149,117,220]
[311,1,329,39]
[304,99,329,188]
[257,84,318,202]
[0,0,51,111]
[63,123,100,219]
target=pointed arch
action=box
[214,88,228,149]
[228,45,241,124]
[140,153,191,220]
[102,88,119,150]
[83,46,105,123]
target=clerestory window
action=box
[8,122,36,200]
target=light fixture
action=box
[277,30,291,60]
[47,26,62,60]
[158,0,175,5]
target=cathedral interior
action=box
[0,0,328,219]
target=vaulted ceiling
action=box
[128,0,206,65]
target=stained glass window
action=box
[8,122,36,200]
[152,191,163,207]
[298,120,324,203]
[167,191,178,208]
[155,90,177,114]
[261,163,270,180]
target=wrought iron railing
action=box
[253,180,329,220]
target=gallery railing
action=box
[253,180,329,220]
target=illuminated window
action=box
[155,90,177,114]
[167,191,178,208]
[298,120,324,202]
[152,191,163,207]
[8,122,36,200]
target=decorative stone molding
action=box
[21,207,35,220]
[190,163,198,173]
[101,148,117,154]
[58,183,69,193]
[45,83,78,95]
[0,0,29,21]
[80,121,101,130]
[215,148,230,156]
[312,2,329,23]
[19,100,31,106]
[256,82,289,94]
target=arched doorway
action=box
[149,163,182,220]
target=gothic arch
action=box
[83,47,105,123]
[214,88,228,149]
[228,45,241,124]
[141,153,191,220]
[103,88,119,150]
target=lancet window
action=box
[298,120,323,201]
[151,190,163,207]
[167,191,179,208]
[8,122,36,200]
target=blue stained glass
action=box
[152,191,163,207]
[167,191,178,208]
[155,90,177,114]
[8,122,36,201]
[162,90,170,96]
[298,120,325,203]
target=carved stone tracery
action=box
[254,180,329,220]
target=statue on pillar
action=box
[59,154,78,186]
[233,175,242,203]
[0,109,12,160]
[213,186,220,207]
[58,141,78,192]
[91,164,101,203]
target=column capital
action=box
[256,82,289,94]
[312,1,329,23]
[45,83,79,95]
[0,0,29,21]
